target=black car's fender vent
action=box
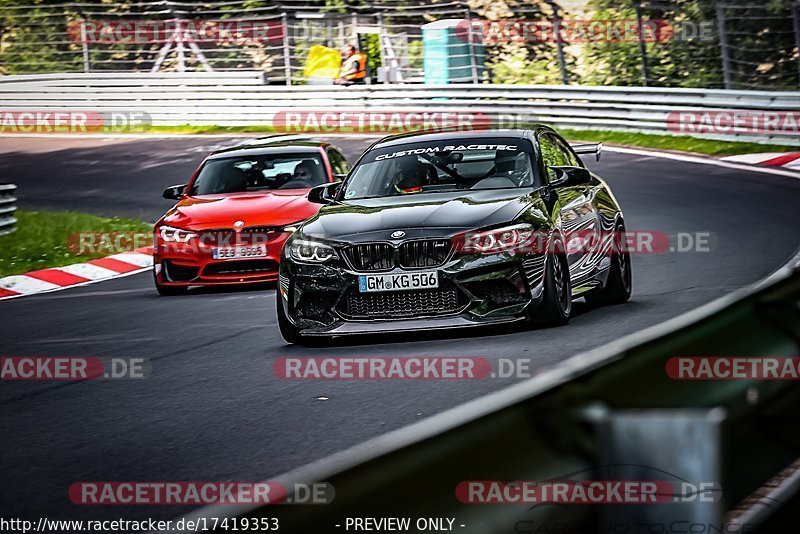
[345,240,452,272]
[523,255,546,286]
[341,285,464,319]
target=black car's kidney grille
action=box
[398,239,451,268]
[346,243,396,271]
[345,240,452,271]
[342,284,463,319]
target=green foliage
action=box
[583,0,796,89]
[469,0,574,84]
[362,32,382,81]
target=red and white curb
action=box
[0,248,153,300]
[721,152,800,171]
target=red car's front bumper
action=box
[153,230,291,287]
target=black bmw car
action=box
[277,127,631,344]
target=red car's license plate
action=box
[212,246,267,260]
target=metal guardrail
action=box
[180,253,800,533]
[1,73,798,145]
[0,184,18,237]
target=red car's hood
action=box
[161,190,320,230]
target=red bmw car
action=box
[153,137,350,295]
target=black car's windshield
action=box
[190,153,326,195]
[341,138,537,200]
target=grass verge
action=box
[0,210,151,277]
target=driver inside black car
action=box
[392,157,430,195]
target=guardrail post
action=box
[793,1,800,88]
[282,12,292,85]
[80,20,91,73]
[464,9,480,84]
[597,409,726,527]
[0,184,18,236]
[547,1,570,85]
[634,1,650,86]
[716,2,733,90]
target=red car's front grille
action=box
[202,259,279,277]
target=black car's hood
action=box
[301,189,539,242]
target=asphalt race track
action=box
[1,135,800,521]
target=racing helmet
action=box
[393,157,428,195]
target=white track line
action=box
[604,146,800,180]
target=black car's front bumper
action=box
[279,250,548,336]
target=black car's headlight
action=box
[288,237,338,263]
[455,223,536,254]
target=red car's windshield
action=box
[190,153,327,195]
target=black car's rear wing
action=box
[570,142,602,161]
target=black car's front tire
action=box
[584,224,632,307]
[276,295,302,344]
[531,252,572,327]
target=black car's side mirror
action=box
[308,182,340,204]
[163,184,186,200]
[548,166,592,188]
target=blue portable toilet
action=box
[422,19,483,84]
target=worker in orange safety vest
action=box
[335,44,368,85]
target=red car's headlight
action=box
[157,225,198,243]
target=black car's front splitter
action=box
[301,314,527,337]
